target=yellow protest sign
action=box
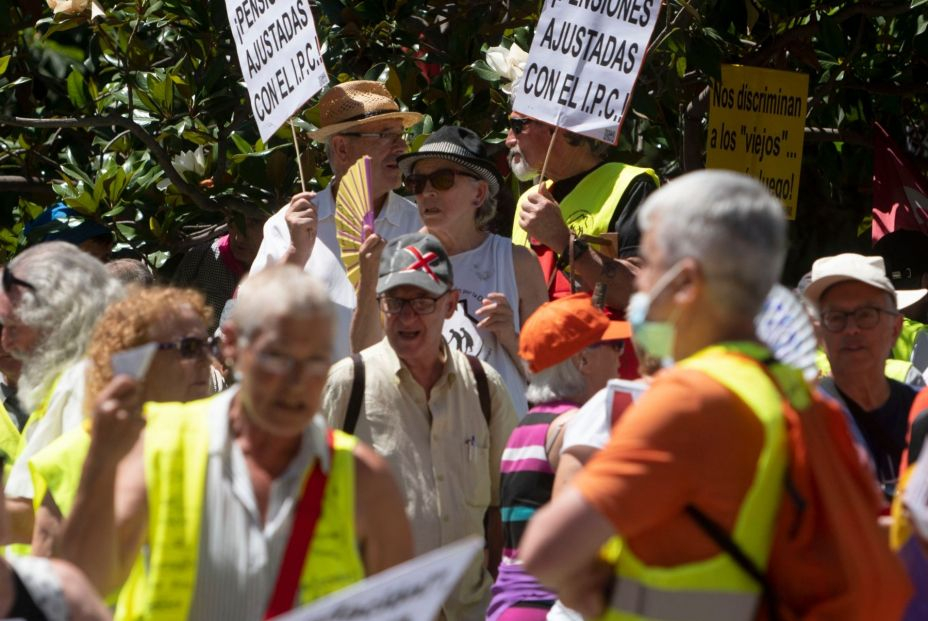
[706,65,808,219]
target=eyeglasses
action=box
[253,350,330,377]
[820,306,898,333]
[403,169,479,194]
[339,131,408,143]
[509,117,535,135]
[378,295,444,316]
[157,336,217,359]
[591,340,626,355]
[2,268,36,294]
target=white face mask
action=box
[626,262,686,366]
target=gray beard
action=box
[508,149,538,182]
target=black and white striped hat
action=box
[397,126,502,197]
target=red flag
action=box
[872,123,928,244]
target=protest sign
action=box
[512,0,662,145]
[225,0,329,142]
[706,65,808,219]
[273,536,483,621]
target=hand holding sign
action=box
[87,375,146,466]
[519,184,570,251]
[285,192,319,265]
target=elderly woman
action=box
[29,287,213,559]
[487,293,627,621]
[394,126,548,418]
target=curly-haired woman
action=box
[28,287,213,562]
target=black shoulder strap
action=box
[684,503,780,621]
[466,355,492,427]
[343,354,365,435]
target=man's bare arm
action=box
[353,441,413,574]
[349,232,386,353]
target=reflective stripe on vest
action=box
[511,163,659,248]
[602,342,790,621]
[115,394,365,621]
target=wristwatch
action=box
[556,235,590,271]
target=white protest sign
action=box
[225,0,329,142]
[272,536,483,621]
[513,0,662,144]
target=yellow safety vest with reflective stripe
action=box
[602,342,790,621]
[115,395,365,621]
[511,163,659,248]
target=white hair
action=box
[230,264,333,340]
[525,357,586,405]
[638,170,787,318]
[10,241,123,409]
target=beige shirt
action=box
[322,338,517,621]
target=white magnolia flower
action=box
[46,0,89,14]
[485,43,528,94]
[157,146,209,190]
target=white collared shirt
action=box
[187,386,330,621]
[251,187,421,362]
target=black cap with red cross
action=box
[376,232,454,297]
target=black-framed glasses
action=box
[820,306,898,333]
[338,131,408,143]
[403,169,479,194]
[591,340,626,355]
[2,268,36,294]
[158,336,217,359]
[509,117,535,135]
[378,295,444,316]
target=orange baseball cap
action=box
[519,293,631,373]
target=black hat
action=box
[376,232,454,297]
[873,230,928,289]
[397,126,502,197]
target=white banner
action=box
[513,0,662,144]
[226,0,329,142]
[273,536,483,621]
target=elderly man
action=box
[251,80,423,361]
[60,265,412,620]
[323,233,517,621]
[804,253,918,497]
[506,114,658,309]
[0,242,121,544]
[520,171,824,619]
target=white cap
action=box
[803,253,924,310]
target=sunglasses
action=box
[2,268,36,294]
[509,117,535,135]
[158,336,217,359]
[403,169,479,194]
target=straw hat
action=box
[307,80,422,141]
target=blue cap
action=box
[25,203,112,246]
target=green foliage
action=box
[1,0,926,281]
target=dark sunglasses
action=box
[2,268,36,294]
[509,117,535,135]
[403,169,479,194]
[158,336,217,359]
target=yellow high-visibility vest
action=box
[115,394,365,621]
[601,342,790,621]
[511,163,659,248]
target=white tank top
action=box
[445,234,528,419]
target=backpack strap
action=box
[342,354,365,435]
[466,355,491,427]
[685,503,780,621]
